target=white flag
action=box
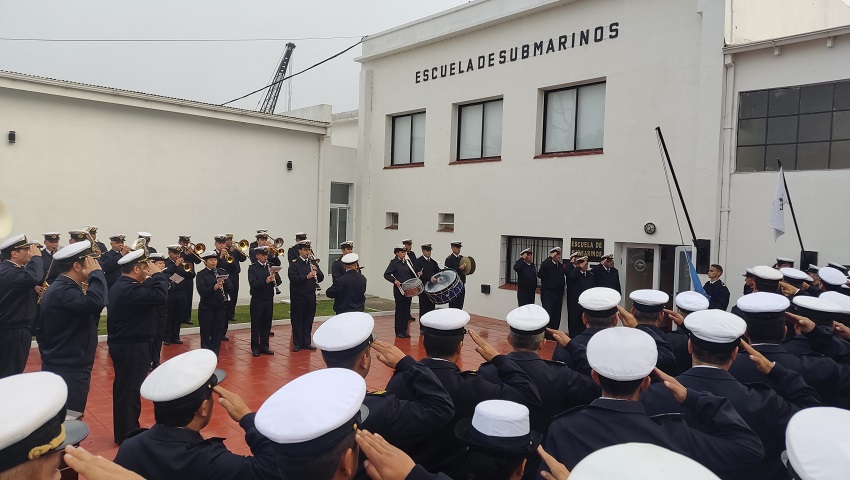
[768,168,787,241]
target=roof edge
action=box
[724,24,850,54]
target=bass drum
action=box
[425,270,464,305]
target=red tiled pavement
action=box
[24,313,555,461]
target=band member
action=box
[248,229,268,264]
[137,232,157,253]
[332,241,354,279]
[403,239,417,264]
[538,247,565,335]
[415,243,441,317]
[566,255,594,336]
[703,264,731,311]
[219,234,247,322]
[177,235,200,325]
[444,241,468,309]
[592,253,622,293]
[196,250,233,357]
[68,230,87,245]
[248,246,281,356]
[39,240,107,412]
[108,248,168,444]
[84,225,108,256]
[148,253,169,369]
[0,235,43,379]
[287,232,307,262]
[40,232,61,284]
[288,240,324,351]
[326,253,367,314]
[164,245,194,345]
[513,247,537,307]
[100,234,130,289]
[385,245,417,338]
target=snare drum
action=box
[401,278,425,297]
[425,270,464,305]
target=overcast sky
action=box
[0,0,469,113]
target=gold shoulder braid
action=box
[28,424,65,460]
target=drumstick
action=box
[391,274,404,295]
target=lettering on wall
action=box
[570,238,605,263]
[415,22,620,84]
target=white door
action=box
[619,244,660,310]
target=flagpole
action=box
[776,159,808,265]
[655,127,698,247]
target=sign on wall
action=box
[570,238,604,262]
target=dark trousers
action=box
[0,327,32,379]
[166,292,187,342]
[250,297,273,352]
[183,289,194,324]
[393,288,412,335]
[45,368,92,413]
[517,287,536,307]
[541,289,564,331]
[109,342,150,444]
[418,292,435,318]
[567,301,586,337]
[290,294,316,348]
[448,285,466,310]
[226,276,239,321]
[151,307,167,367]
[198,306,227,356]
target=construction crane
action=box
[259,42,296,114]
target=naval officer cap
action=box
[213,234,227,242]
[784,407,850,480]
[68,230,87,242]
[743,267,754,278]
[519,247,532,255]
[178,235,191,242]
[827,261,848,275]
[629,289,670,314]
[402,239,413,244]
[53,240,93,263]
[569,251,581,259]
[294,232,307,236]
[167,244,182,253]
[138,232,152,238]
[599,253,614,260]
[109,234,126,242]
[253,246,270,254]
[807,265,821,274]
[819,291,850,324]
[43,232,60,242]
[684,310,746,352]
[421,243,433,250]
[314,312,375,359]
[255,368,367,456]
[451,241,463,248]
[420,308,469,337]
[255,231,269,239]
[506,304,549,335]
[141,350,226,425]
[118,248,150,266]
[0,372,89,474]
[200,250,218,259]
[298,240,312,249]
[341,253,358,265]
[454,400,540,456]
[818,267,848,287]
[149,253,165,261]
[776,257,795,265]
[587,327,657,381]
[792,296,843,326]
[736,292,790,320]
[339,240,354,249]
[549,247,562,254]
[570,443,720,480]
[752,265,783,291]
[780,267,813,284]
[675,291,709,313]
[0,234,35,253]
[393,244,405,253]
[578,287,621,318]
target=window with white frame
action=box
[543,82,606,154]
[386,212,399,229]
[328,183,351,251]
[391,112,426,165]
[457,99,503,160]
[438,213,454,232]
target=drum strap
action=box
[404,257,417,276]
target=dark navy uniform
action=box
[513,259,537,306]
[196,267,233,356]
[100,248,124,288]
[384,257,416,336]
[415,254,441,317]
[288,255,324,349]
[326,269,367,314]
[591,264,621,293]
[541,392,764,475]
[114,413,279,480]
[703,279,731,311]
[247,261,281,354]
[665,327,693,376]
[783,326,850,364]
[164,257,195,344]
[444,253,466,309]
[219,247,247,321]
[641,365,820,479]
[40,247,60,284]
[286,245,300,263]
[552,326,675,375]
[108,272,169,444]
[386,355,539,476]
[39,270,108,412]
[0,255,43,379]
[331,257,346,280]
[179,248,202,325]
[566,267,594,336]
[538,258,565,332]
[94,241,108,257]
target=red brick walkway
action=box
[24,313,555,461]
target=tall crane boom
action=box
[259,42,296,114]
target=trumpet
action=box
[220,247,234,264]
[183,242,205,262]
[182,262,194,273]
[267,246,282,257]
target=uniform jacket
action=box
[40,248,59,284]
[288,256,324,297]
[326,269,367,313]
[415,256,441,284]
[566,268,594,303]
[384,257,416,285]
[219,247,247,275]
[537,258,565,292]
[196,268,234,309]
[0,256,43,330]
[286,245,299,263]
[247,262,281,300]
[444,253,466,284]
[38,271,108,370]
[113,413,279,480]
[703,280,731,311]
[163,258,196,295]
[591,264,621,293]
[513,259,538,292]
[107,273,168,344]
[783,327,850,364]
[552,326,675,374]
[331,258,345,280]
[100,249,124,288]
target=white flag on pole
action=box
[769,168,787,241]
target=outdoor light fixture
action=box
[7,131,15,144]
[286,161,293,171]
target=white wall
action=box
[330,110,359,148]
[726,0,850,45]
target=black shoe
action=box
[260,349,275,355]
[408,316,415,321]
[269,331,275,337]
[396,333,410,338]
[292,346,301,352]
[173,339,183,345]
[303,345,317,351]
[221,336,230,342]
[163,341,171,346]
[252,351,260,357]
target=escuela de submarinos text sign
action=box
[415,22,620,84]
[570,238,604,263]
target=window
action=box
[386,212,399,230]
[502,236,563,287]
[543,82,605,154]
[457,99,503,160]
[736,79,850,171]
[438,213,454,232]
[391,112,426,165]
[329,183,350,250]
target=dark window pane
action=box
[736,146,765,172]
[830,140,850,169]
[769,88,799,116]
[833,111,850,140]
[799,84,833,113]
[766,116,798,144]
[765,144,796,171]
[798,113,832,142]
[796,142,830,170]
[739,91,768,119]
[737,119,766,146]
[835,81,850,110]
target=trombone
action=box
[183,242,205,262]
[230,239,250,257]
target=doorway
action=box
[618,243,693,310]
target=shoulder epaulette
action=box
[291,259,297,263]
[543,359,567,366]
[368,390,387,396]
[648,412,686,420]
